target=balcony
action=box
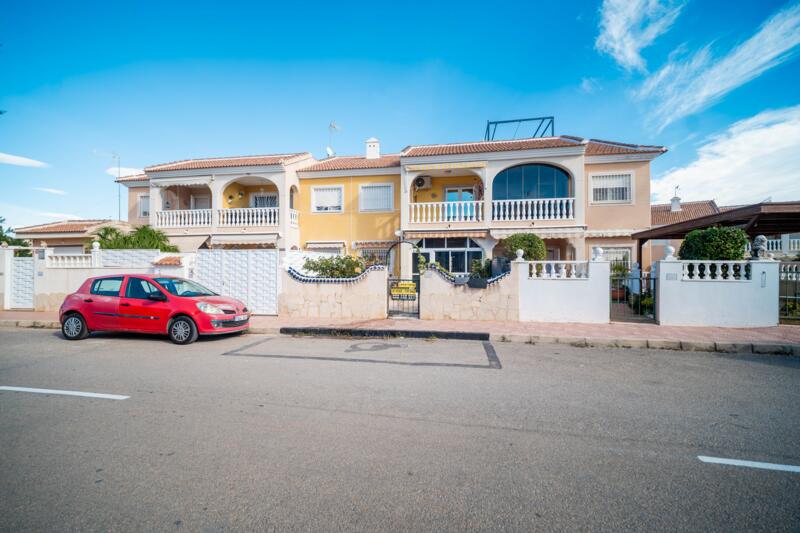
[408,197,576,225]
[154,208,293,229]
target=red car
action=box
[59,274,250,344]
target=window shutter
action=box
[360,184,393,211]
[592,174,631,202]
[314,187,343,212]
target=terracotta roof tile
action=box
[115,173,148,183]
[300,154,401,172]
[651,200,720,226]
[153,256,182,266]
[401,136,666,157]
[14,219,113,234]
[145,152,310,172]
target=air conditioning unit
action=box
[414,176,432,190]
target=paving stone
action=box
[751,343,793,355]
[502,334,532,344]
[613,338,649,349]
[681,341,717,352]
[714,342,753,354]
[646,339,682,350]
[557,336,587,347]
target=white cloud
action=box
[639,2,800,131]
[652,105,800,206]
[580,77,599,93]
[595,0,685,72]
[33,187,67,196]
[105,166,143,178]
[0,152,49,168]
[36,212,81,220]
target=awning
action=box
[489,227,585,239]
[305,241,346,251]
[352,240,395,249]
[168,235,210,252]
[404,230,488,239]
[149,177,212,188]
[209,234,278,247]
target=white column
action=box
[1,244,12,310]
[573,163,586,228]
[210,175,224,229]
[781,234,791,256]
[149,186,162,227]
[480,168,492,224]
[569,236,586,260]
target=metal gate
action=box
[194,249,278,314]
[10,256,35,309]
[610,270,656,323]
[779,262,799,323]
[387,278,419,317]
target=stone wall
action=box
[419,269,519,321]
[278,267,388,319]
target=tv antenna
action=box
[327,121,340,158]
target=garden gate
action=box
[387,278,419,318]
[610,268,657,323]
[9,256,35,309]
[779,262,799,324]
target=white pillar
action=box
[480,168,492,223]
[149,186,162,227]
[400,242,413,278]
[0,244,12,310]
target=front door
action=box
[85,277,124,330]
[191,195,211,210]
[118,277,172,333]
[445,187,475,221]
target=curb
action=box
[1,320,798,356]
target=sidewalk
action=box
[2,310,799,354]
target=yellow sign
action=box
[390,281,417,300]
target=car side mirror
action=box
[148,292,167,302]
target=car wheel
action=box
[168,316,198,345]
[62,313,89,340]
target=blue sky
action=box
[2,0,800,229]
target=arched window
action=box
[492,164,570,201]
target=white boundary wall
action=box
[517,257,610,323]
[656,259,779,327]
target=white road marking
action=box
[0,386,129,400]
[698,455,800,473]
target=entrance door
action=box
[191,195,211,209]
[251,193,278,208]
[445,187,475,221]
[387,278,419,317]
[9,256,34,309]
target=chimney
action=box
[670,195,682,212]
[365,137,380,159]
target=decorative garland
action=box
[287,265,385,284]
[425,263,510,286]
[486,271,510,285]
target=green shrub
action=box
[93,225,178,252]
[470,258,492,279]
[678,227,748,260]
[303,255,365,278]
[497,233,546,261]
[611,262,629,276]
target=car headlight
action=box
[196,302,225,315]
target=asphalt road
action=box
[1,327,799,532]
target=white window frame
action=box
[359,183,394,212]
[589,171,634,205]
[137,193,150,218]
[190,194,211,210]
[603,246,633,265]
[311,185,344,213]
[249,192,278,208]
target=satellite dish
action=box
[326,146,335,158]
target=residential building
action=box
[12,219,131,254]
[117,134,667,275]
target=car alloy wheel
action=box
[64,316,82,338]
[171,320,191,342]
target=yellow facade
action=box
[412,175,482,203]
[221,182,278,208]
[297,174,401,254]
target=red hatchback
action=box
[59,275,250,344]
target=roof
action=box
[14,219,113,235]
[401,136,666,158]
[115,173,148,184]
[300,154,401,172]
[152,256,182,266]
[145,152,310,172]
[633,202,800,241]
[651,200,720,226]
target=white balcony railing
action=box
[218,207,279,227]
[528,260,589,279]
[681,261,751,281]
[47,254,93,268]
[745,238,800,254]
[409,201,484,223]
[289,208,299,228]
[492,198,575,221]
[156,209,212,228]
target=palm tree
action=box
[92,225,177,252]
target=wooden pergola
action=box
[631,201,800,262]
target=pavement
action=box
[3,310,800,355]
[1,328,799,531]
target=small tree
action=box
[303,255,366,278]
[0,216,28,247]
[678,227,748,260]
[497,233,546,261]
[93,225,178,252]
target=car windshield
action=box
[153,277,217,297]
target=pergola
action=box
[631,201,800,262]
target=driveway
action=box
[1,328,798,531]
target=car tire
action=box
[168,316,198,345]
[62,313,89,341]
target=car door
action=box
[84,277,124,330]
[118,277,172,333]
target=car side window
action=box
[90,277,123,297]
[125,278,162,300]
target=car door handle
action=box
[120,302,131,307]
[84,298,93,303]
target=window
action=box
[359,183,393,212]
[138,194,150,218]
[604,247,632,267]
[251,193,278,208]
[418,238,484,274]
[361,248,390,264]
[153,277,216,297]
[591,173,632,203]
[90,277,123,297]
[125,278,162,299]
[492,164,570,200]
[190,195,211,209]
[312,186,344,213]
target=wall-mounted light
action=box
[164,200,171,209]
[227,195,234,204]
[238,190,245,200]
